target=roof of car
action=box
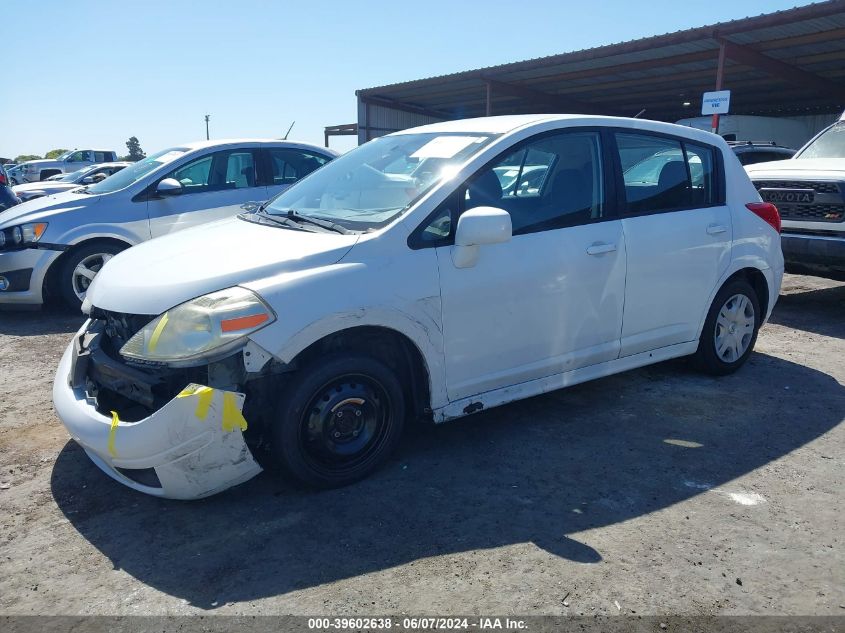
[89,161,133,168]
[177,138,338,155]
[391,114,726,146]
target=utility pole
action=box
[204,114,210,140]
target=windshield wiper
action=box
[284,209,351,235]
[238,212,314,232]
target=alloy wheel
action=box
[71,253,114,301]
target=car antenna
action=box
[633,109,646,119]
[283,121,295,140]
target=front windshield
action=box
[85,147,188,194]
[263,132,500,231]
[797,122,845,159]
[56,150,74,161]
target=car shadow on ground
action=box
[769,283,845,339]
[50,349,845,609]
[0,307,84,336]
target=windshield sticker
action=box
[411,136,485,159]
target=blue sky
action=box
[2,0,812,159]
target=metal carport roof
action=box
[355,1,845,125]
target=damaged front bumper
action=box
[52,322,263,499]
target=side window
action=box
[165,150,258,195]
[465,131,604,235]
[684,142,716,205]
[224,151,257,188]
[69,150,90,163]
[269,149,330,185]
[94,151,108,162]
[171,155,213,193]
[616,133,690,213]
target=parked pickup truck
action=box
[746,111,845,280]
[19,149,119,183]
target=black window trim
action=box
[611,127,726,219]
[408,126,619,250]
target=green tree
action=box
[14,154,41,163]
[45,148,69,159]
[125,136,146,162]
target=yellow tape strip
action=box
[222,392,248,433]
[108,410,120,457]
[147,312,169,353]
[177,384,214,420]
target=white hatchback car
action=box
[53,115,784,499]
[0,139,337,309]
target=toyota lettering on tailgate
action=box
[760,188,815,204]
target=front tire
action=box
[271,353,406,488]
[58,242,126,311]
[693,278,761,375]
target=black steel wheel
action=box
[272,353,405,488]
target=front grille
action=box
[753,180,841,194]
[775,203,845,222]
[752,179,844,223]
[94,309,156,351]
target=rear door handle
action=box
[586,242,617,256]
[707,224,728,235]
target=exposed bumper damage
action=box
[53,328,263,500]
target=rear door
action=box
[147,148,265,237]
[613,131,732,356]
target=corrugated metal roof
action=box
[356,1,845,124]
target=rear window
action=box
[616,132,721,213]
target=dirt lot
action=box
[0,273,842,616]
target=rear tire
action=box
[271,352,406,488]
[58,242,126,311]
[693,278,761,376]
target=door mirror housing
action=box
[452,206,512,268]
[156,178,183,197]
[81,176,95,184]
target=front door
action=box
[148,148,267,237]
[431,129,627,401]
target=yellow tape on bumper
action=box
[107,410,120,457]
[177,384,247,432]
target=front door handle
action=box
[707,224,728,235]
[586,242,617,256]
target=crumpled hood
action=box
[0,190,97,226]
[87,216,360,314]
[745,158,845,178]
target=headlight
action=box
[0,222,48,250]
[119,287,275,366]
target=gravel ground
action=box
[0,273,842,616]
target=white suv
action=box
[53,115,784,499]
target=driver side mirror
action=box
[451,206,512,268]
[156,178,183,197]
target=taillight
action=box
[0,172,6,185]
[746,202,781,234]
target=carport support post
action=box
[712,41,726,134]
[485,81,493,116]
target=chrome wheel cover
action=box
[714,293,755,363]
